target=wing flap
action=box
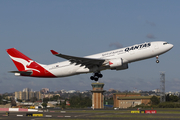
[50,50,105,69]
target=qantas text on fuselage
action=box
[6,41,173,81]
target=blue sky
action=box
[0,0,179,93]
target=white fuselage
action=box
[44,41,173,77]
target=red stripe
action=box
[19,108,28,111]
[0,108,9,111]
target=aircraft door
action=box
[151,43,159,55]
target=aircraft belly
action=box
[76,67,90,74]
[50,65,85,77]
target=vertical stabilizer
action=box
[6,48,55,77]
[6,48,34,71]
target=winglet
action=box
[50,50,59,55]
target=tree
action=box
[43,98,49,103]
[166,94,179,102]
[166,94,170,101]
[11,98,16,106]
[30,97,37,102]
[17,99,22,102]
[150,96,160,105]
[61,100,66,109]
[69,96,80,108]
[49,95,60,101]
[0,95,2,104]
[69,94,92,108]
[169,95,179,102]
[41,103,47,108]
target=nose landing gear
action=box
[90,72,103,81]
[156,56,159,63]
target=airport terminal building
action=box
[113,93,152,108]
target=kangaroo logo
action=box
[9,55,40,73]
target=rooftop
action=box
[118,96,153,100]
[113,93,141,95]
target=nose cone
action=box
[165,43,173,52]
[169,44,174,50]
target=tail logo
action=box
[9,55,40,73]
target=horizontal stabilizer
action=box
[9,71,33,76]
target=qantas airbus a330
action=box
[6,41,173,81]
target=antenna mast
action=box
[160,72,165,102]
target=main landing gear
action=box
[156,56,159,63]
[90,72,103,81]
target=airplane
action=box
[6,41,173,81]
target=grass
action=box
[66,110,131,113]
[90,114,180,119]
[61,108,180,114]
[37,109,180,120]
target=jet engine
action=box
[109,58,128,70]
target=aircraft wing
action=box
[50,50,106,68]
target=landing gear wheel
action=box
[156,60,159,63]
[94,77,98,81]
[95,73,99,76]
[156,56,159,63]
[90,76,94,80]
[98,74,103,78]
[90,72,103,81]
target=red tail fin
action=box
[6,48,35,71]
[6,48,55,77]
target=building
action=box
[113,93,152,108]
[15,91,25,100]
[15,88,42,101]
[118,96,152,108]
[41,88,50,94]
[91,83,106,109]
[166,91,180,97]
[23,88,32,92]
[5,96,14,100]
[42,93,54,98]
[152,89,160,93]
[29,91,35,99]
[34,91,42,100]
[113,93,141,108]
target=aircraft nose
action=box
[167,43,174,51]
[170,44,174,49]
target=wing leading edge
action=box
[50,50,106,68]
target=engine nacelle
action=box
[109,58,128,70]
[109,58,123,68]
[111,63,128,70]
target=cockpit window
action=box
[163,42,168,45]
